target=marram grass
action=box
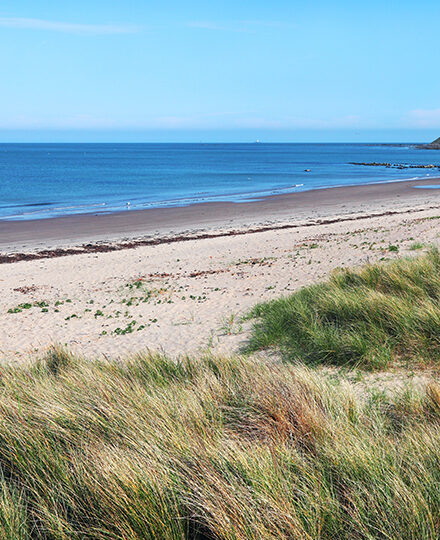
[248,248,440,369]
[0,348,440,538]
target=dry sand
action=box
[2,179,440,362]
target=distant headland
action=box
[417,137,440,149]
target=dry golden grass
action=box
[0,347,439,538]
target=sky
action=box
[0,0,439,142]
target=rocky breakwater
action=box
[349,162,440,170]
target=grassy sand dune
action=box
[248,248,440,369]
[0,348,439,538]
[2,252,440,538]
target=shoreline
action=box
[1,177,440,256]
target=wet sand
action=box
[1,178,440,254]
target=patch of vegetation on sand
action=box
[247,248,440,369]
[1,347,440,538]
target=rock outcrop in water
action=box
[350,162,440,169]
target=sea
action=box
[0,143,439,221]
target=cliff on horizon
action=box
[417,137,440,149]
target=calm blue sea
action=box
[0,143,439,221]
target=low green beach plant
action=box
[409,242,425,250]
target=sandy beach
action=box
[2,178,440,361]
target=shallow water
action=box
[1,143,439,220]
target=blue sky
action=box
[1,0,439,142]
